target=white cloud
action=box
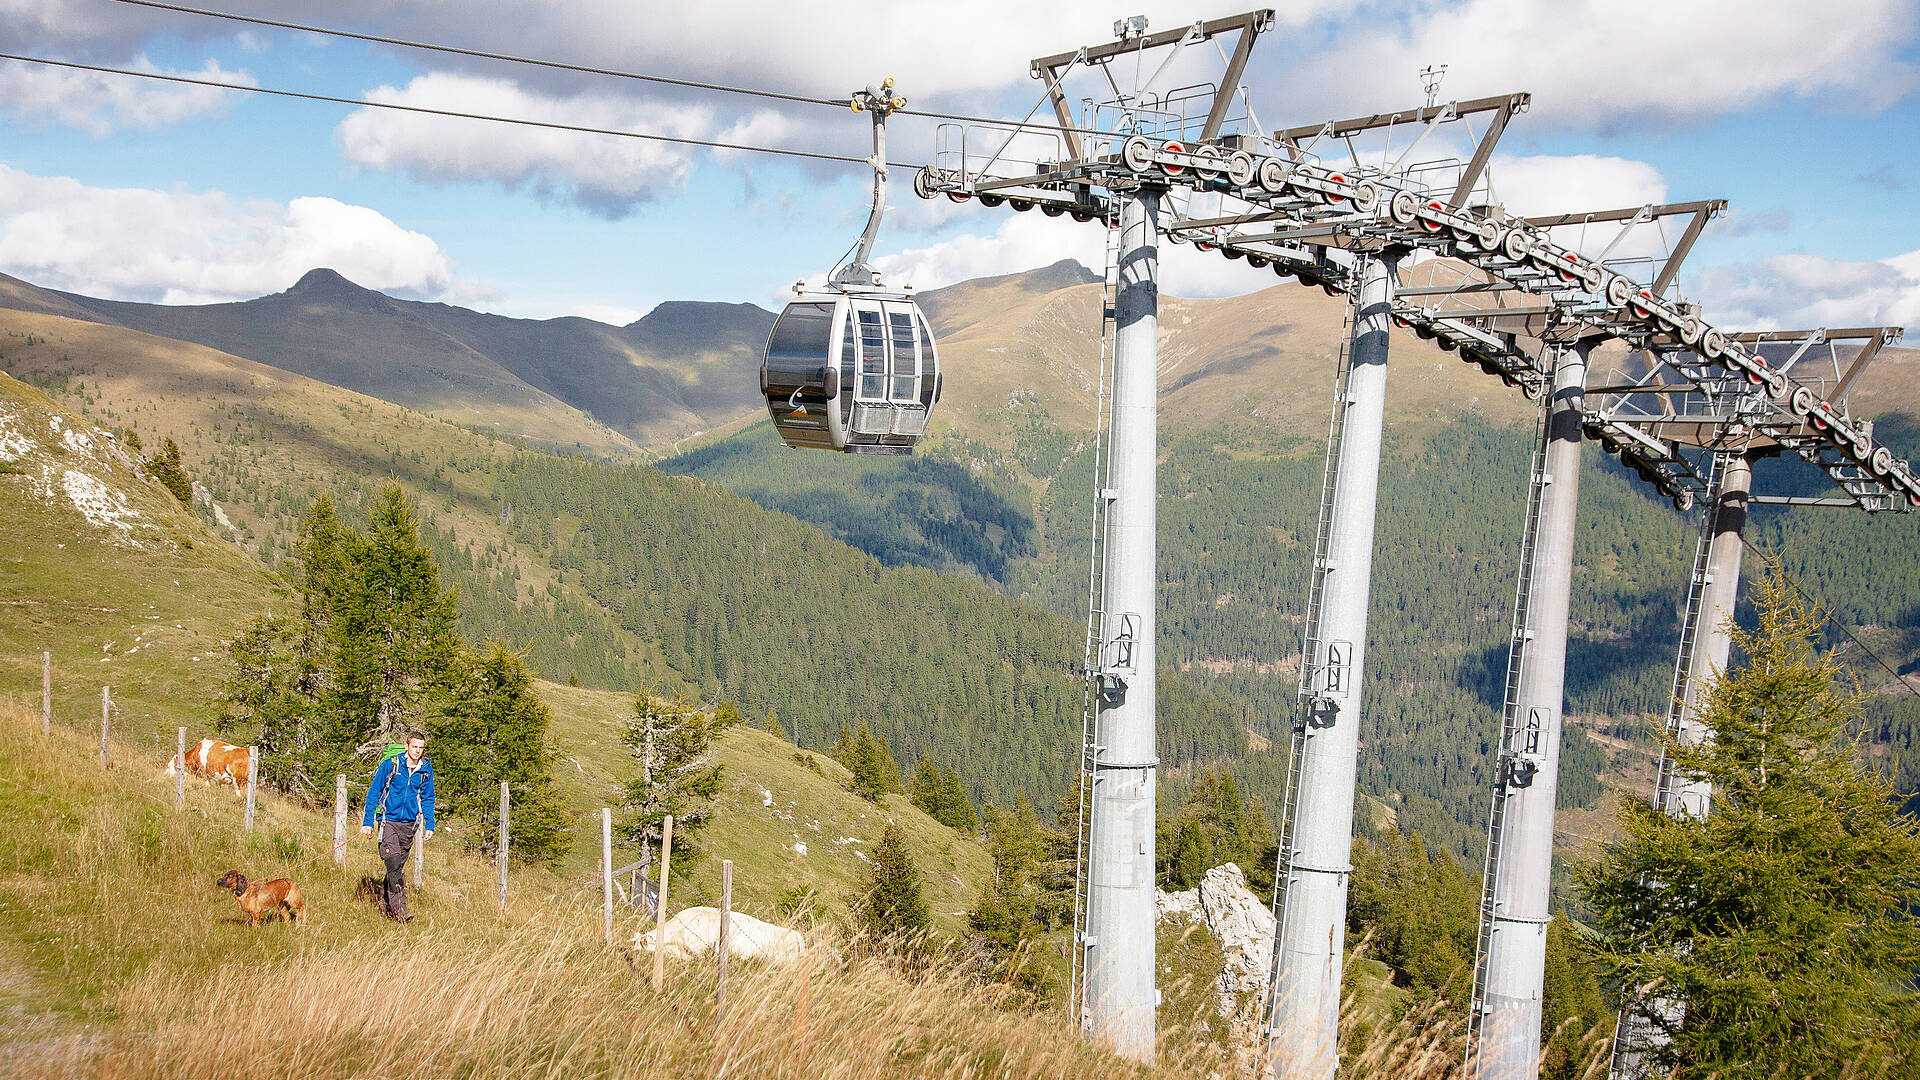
[337,73,719,217]
[1697,249,1920,329]
[0,56,253,136]
[377,0,1335,102]
[872,203,1296,300]
[874,213,1102,292]
[1486,154,1667,218]
[1278,0,1920,127]
[0,166,454,304]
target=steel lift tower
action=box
[912,12,1919,1074]
[1081,183,1163,1060]
[1466,338,1594,1080]
[1264,249,1399,1075]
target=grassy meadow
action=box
[0,698,1559,1080]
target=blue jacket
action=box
[363,755,436,831]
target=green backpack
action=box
[372,744,407,826]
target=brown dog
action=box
[216,870,306,926]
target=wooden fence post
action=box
[243,746,257,831]
[99,687,109,770]
[412,824,424,889]
[717,858,732,1023]
[652,814,673,991]
[175,728,186,810]
[42,652,50,736]
[497,781,510,910]
[601,808,613,945]
[333,775,348,867]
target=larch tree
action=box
[1575,569,1920,1079]
[621,693,738,872]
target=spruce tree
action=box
[1156,768,1275,891]
[858,822,930,942]
[909,757,979,833]
[968,795,1058,991]
[146,436,191,504]
[909,756,943,817]
[431,640,572,864]
[328,483,461,749]
[1575,569,1920,1078]
[836,726,901,803]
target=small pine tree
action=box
[835,726,901,804]
[146,437,191,504]
[938,766,977,835]
[1576,569,1920,1078]
[909,757,978,833]
[968,795,1058,993]
[857,822,930,942]
[1156,768,1276,892]
[430,640,572,864]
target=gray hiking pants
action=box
[378,818,418,918]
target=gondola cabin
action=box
[760,292,941,454]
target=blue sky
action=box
[0,0,1916,329]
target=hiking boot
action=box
[394,911,413,923]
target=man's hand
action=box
[423,830,433,841]
[361,825,375,840]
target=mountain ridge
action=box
[0,268,776,455]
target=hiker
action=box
[360,731,435,922]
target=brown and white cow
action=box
[166,738,253,794]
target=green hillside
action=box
[0,305,1253,824]
[662,268,1920,861]
[0,366,989,923]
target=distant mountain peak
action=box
[288,267,356,292]
[281,267,394,312]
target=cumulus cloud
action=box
[0,56,253,136]
[871,204,1299,300]
[355,0,1334,102]
[1697,249,1920,329]
[0,166,454,304]
[1273,0,1919,127]
[1486,154,1668,217]
[336,73,720,217]
[875,213,1099,291]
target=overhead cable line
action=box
[104,0,1118,136]
[0,52,923,169]
[1736,533,1920,702]
[106,0,844,109]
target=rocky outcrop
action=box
[1158,862,1275,1022]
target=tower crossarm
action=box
[917,101,1920,511]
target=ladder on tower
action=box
[1465,389,1553,1069]
[1652,452,1724,816]
[1264,302,1354,1022]
[1069,208,1125,1029]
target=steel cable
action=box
[0,52,924,169]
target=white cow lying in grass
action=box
[635,907,806,965]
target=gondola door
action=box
[882,301,928,437]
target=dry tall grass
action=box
[0,698,1611,1079]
